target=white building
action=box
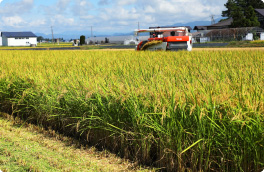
[260,33,264,40]
[0,32,2,46]
[1,32,37,46]
[86,36,149,44]
[243,33,253,41]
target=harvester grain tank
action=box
[134,26,193,51]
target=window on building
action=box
[14,37,29,39]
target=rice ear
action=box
[141,40,163,50]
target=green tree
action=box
[245,0,264,8]
[244,6,260,27]
[230,6,245,27]
[80,35,86,45]
[222,0,262,27]
[37,36,44,42]
[222,0,239,17]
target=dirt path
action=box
[0,113,152,172]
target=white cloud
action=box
[100,6,134,19]
[2,16,25,27]
[0,0,34,16]
[80,15,94,20]
[72,0,93,16]
[51,15,75,26]
[135,0,226,24]
[144,5,155,13]
[0,0,228,35]
[56,0,71,12]
[95,0,226,30]
[98,0,110,5]
[116,0,137,6]
[28,19,47,27]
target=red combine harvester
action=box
[134,26,193,51]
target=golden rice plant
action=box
[141,40,163,50]
[0,49,263,171]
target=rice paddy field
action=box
[0,49,264,171]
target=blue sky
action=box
[0,0,227,35]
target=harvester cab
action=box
[134,27,193,51]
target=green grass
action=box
[0,49,263,171]
[80,45,104,50]
[37,42,73,47]
[227,40,264,47]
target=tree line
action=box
[222,0,264,27]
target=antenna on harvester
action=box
[210,15,215,25]
[51,26,54,44]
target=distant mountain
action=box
[35,32,92,40]
[35,32,127,40]
[35,17,226,40]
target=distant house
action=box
[0,32,2,46]
[1,32,37,46]
[192,9,264,42]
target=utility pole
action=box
[210,15,215,25]
[138,22,140,30]
[91,26,93,38]
[51,26,54,44]
[90,26,93,44]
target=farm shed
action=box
[1,32,37,46]
[0,32,2,46]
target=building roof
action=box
[206,18,233,30]
[1,32,37,38]
[209,18,233,27]
[255,9,264,16]
[193,26,208,30]
[192,32,202,37]
[194,18,233,30]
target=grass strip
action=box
[0,114,149,172]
